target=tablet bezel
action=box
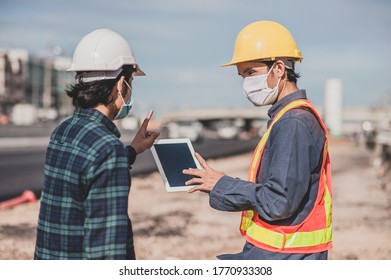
[151,138,201,192]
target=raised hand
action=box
[130,110,160,154]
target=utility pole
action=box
[42,44,52,110]
[31,57,40,107]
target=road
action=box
[0,138,259,201]
[0,147,47,202]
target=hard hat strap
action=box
[75,68,123,83]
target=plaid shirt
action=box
[35,108,136,260]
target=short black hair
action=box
[65,65,134,109]
[263,60,301,85]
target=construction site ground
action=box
[0,138,390,260]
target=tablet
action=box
[151,138,201,192]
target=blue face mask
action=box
[114,80,133,120]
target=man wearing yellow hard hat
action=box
[184,21,332,260]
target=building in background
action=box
[50,56,74,118]
[0,49,29,121]
[0,48,73,125]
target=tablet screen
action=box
[151,138,201,192]
[153,142,197,187]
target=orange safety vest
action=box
[240,99,332,253]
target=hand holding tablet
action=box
[151,138,201,192]
[183,152,226,193]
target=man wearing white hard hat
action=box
[184,21,332,260]
[34,29,159,259]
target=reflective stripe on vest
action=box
[240,99,332,253]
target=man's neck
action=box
[277,80,299,102]
[95,104,114,120]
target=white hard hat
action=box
[67,28,145,82]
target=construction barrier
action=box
[0,190,36,209]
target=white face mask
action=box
[242,64,281,106]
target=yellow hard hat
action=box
[222,21,303,67]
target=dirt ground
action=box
[0,139,390,260]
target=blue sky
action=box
[0,0,390,116]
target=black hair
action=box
[65,65,135,109]
[263,60,301,85]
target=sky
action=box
[0,0,390,117]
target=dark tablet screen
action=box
[153,143,198,187]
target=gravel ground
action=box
[0,139,390,260]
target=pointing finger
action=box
[146,110,153,120]
[140,115,151,130]
[194,152,209,170]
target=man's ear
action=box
[109,76,125,105]
[276,60,286,78]
[116,76,125,93]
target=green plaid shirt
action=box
[35,107,136,259]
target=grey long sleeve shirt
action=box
[210,90,328,260]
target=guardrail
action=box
[0,137,260,204]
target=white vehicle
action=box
[10,104,38,125]
[215,119,243,140]
[217,125,240,140]
[167,120,203,142]
[120,115,138,131]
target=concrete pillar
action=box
[324,78,343,137]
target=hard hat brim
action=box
[221,61,237,67]
[74,64,146,83]
[133,64,145,76]
[221,57,302,68]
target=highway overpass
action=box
[157,105,391,140]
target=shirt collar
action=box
[268,89,308,119]
[73,107,121,138]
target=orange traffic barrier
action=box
[0,190,37,209]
